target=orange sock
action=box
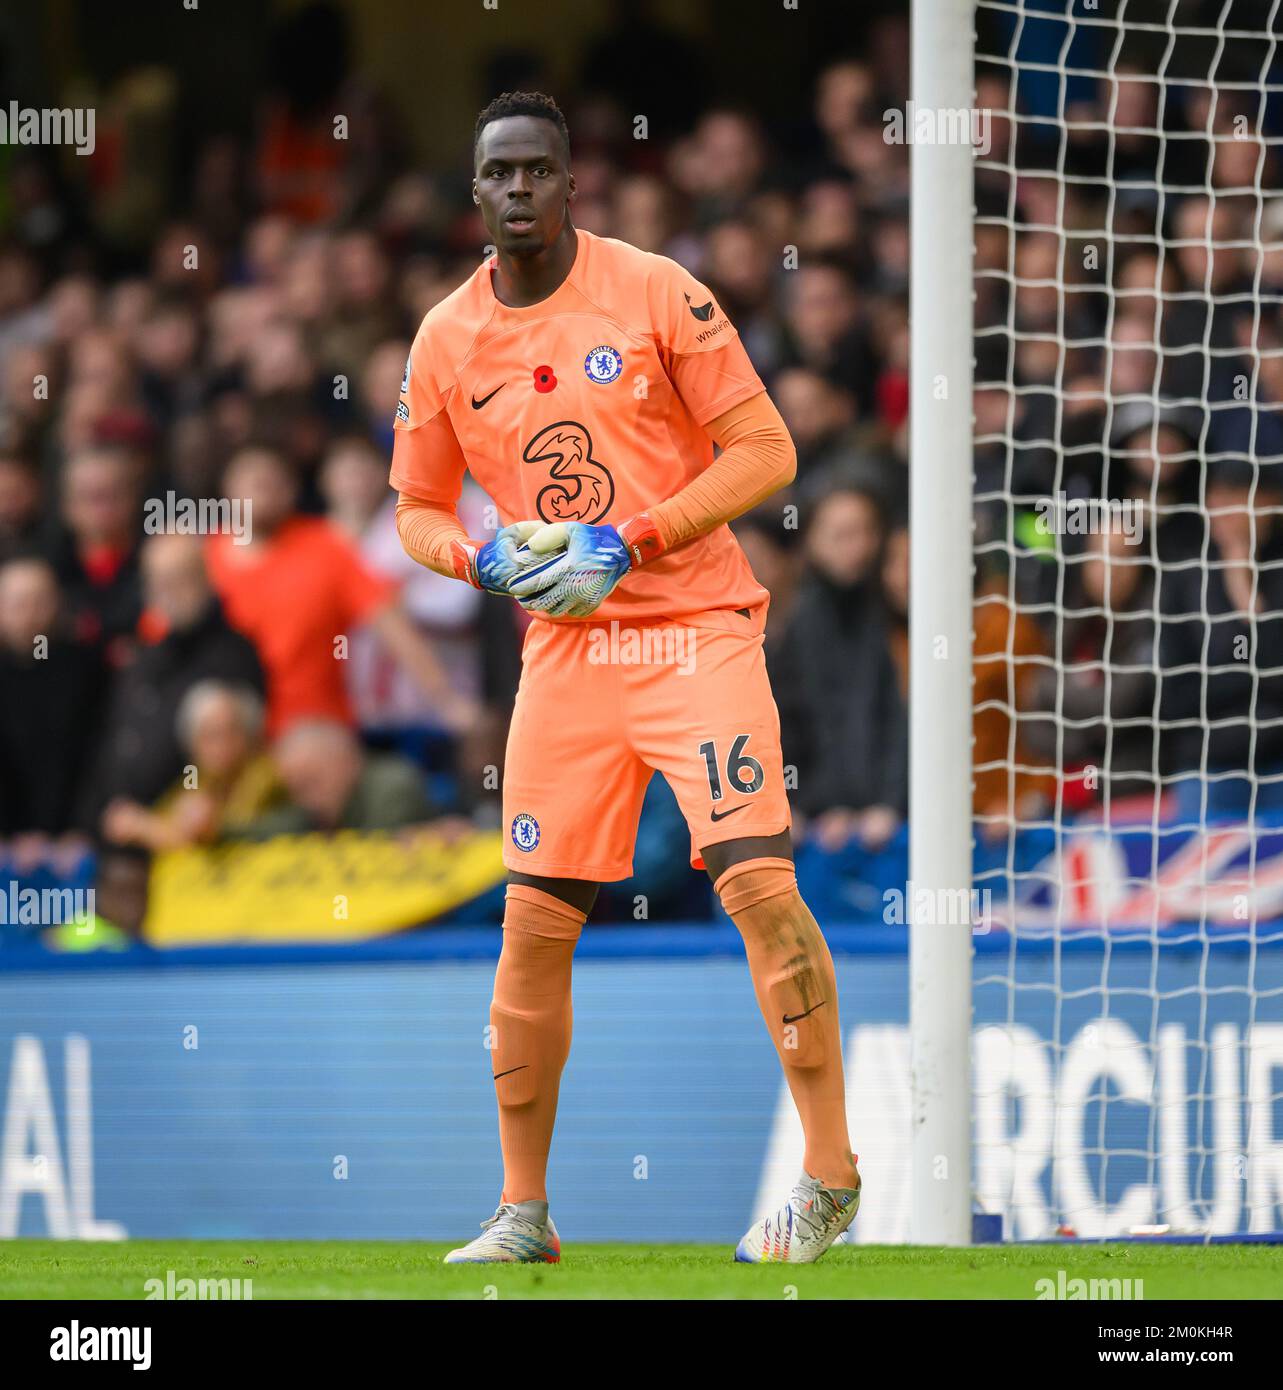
[716,858,858,1189]
[490,884,585,1204]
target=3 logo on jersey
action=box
[523,421,616,525]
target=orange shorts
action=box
[501,604,792,881]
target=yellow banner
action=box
[144,829,505,945]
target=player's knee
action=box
[713,857,797,931]
[506,876,597,925]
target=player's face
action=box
[473,117,573,257]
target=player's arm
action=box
[623,256,795,559]
[626,390,796,560]
[395,493,540,593]
[395,492,485,584]
[390,335,539,591]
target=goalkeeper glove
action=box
[507,514,665,618]
[450,521,542,594]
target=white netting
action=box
[971,0,1283,1239]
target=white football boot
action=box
[735,1169,861,1263]
[443,1199,561,1264]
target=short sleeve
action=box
[647,257,765,426]
[389,327,470,504]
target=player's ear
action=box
[566,174,576,204]
[471,179,479,205]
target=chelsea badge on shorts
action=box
[584,345,623,384]
[511,812,541,852]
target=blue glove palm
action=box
[508,522,632,618]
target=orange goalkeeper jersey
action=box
[389,229,768,622]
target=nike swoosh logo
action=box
[492,1065,529,1080]
[783,1001,826,1024]
[710,804,747,823]
[471,384,505,409]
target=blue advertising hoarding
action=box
[2,928,1281,1245]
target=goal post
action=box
[919,0,1283,1245]
[909,0,978,1247]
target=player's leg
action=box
[701,833,861,1262]
[702,833,857,1193]
[445,873,595,1264]
[490,872,596,1207]
[627,612,859,1262]
[446,620,647,1263]
[490,878,593,1207]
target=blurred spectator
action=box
[1107,313,1166,404]
[51,445,144,660]
[326,253,401,399]
[207,443,477,737]
[1214,312,1283,472]
[1159,462,1283,821]
[319,433,485,729]
[135,293,204,431]
[773,482,906,850]
[1108,401,1205,564]
[240,718,440,836]
[0,448,45,565]
[1025,528,1160,813]
[102,681,284,852]
[780,259,875,413]
[773,366,888,511]
[1164,196,1252,401]
[0,556,104,839]
[80,534,264,827]
[42,846,149,950]
[92,847,151,940]
[702,219,787,372]
[671,110,768,229]
[731,512,802,656]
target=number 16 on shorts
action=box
[700,734,766,810]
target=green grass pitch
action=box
[2,1240,1280,1300]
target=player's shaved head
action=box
[474,91,570,167]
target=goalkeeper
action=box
[393,91,860,1265]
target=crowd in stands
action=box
[0,3,1279,934]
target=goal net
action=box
[969,0,1283,1239]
